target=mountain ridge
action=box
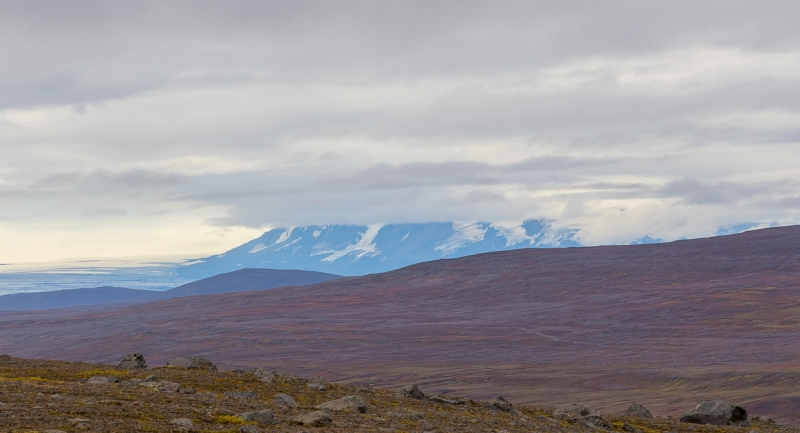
[178,219,580,278]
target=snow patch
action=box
[271,227,295,246]
[312,230,321,238]
[248,243,268,254]
[400,232,410,242]
[274,236,302,251]
[435,222,488,255]
[182,259,205,266]
[316,224,386,263]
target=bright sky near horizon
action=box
[2,1,800,264]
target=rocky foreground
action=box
[0,354,792,433]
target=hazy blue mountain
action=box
[0,268,341,310]
[177,219,581,278]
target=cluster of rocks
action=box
[107,352,778,431]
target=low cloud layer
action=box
[1,1,800,263]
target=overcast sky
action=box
[2,0,800,264]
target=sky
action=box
[2,0,800,264]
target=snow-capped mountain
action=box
[178,220,580,278]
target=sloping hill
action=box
[0,286,157,310]
[0,268,341,310]
[2,226,800,422]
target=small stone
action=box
[752,415,776,424]
[274,393,298,407]
[554,404,609,428]
[167,356,217,371]
[43,430,68,433]
[428,395,465,404]
[295,410,332,427]
[489,396,514,412]
[316,395,367,413]
[306,376,329,391]
[238,409,276,425]
[118,352,148,369]
[169,418,193,427]
[143,374,157,382]
[226,391,257,399]
[253,368,275,383]
[625,403,654,419]
[86,375,119,384]
[240,426,259,433]
[157,380,182,392]
[396,383,425,399]
[68,418,90,423]
[623,421,643,433]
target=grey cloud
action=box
[657,178,794,206]
[3,1,800,109]
[37,169,185,193]
[322,156,629,191]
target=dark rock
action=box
[623,421,643,433]
[240,426,259,433]
[238,409,276,425]
[316,395,367,413]
[167,356,217,371]
[274,393,298,407]
[295,411,332,427]
[226,391,257,399]
[396,383,425,399]
[680,401,747,426]
[625,403,654,419]
[86,375,119,384]
[489,396,514,412]
[118,352,147,369]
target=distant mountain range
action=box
[177,220,581,278]
[0,268,341,311]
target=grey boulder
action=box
[118,352,147,369]
[274,393,298,407]
[238,409,276,425]
[86,375,119,384]
[625,403,654,419]
[167,356,217,371]
[316,395,367,413]
[488,396,514,412]
[680,401,747,426]
[306,376,329,391]
[295,410,332,427]
[396,383,425,400]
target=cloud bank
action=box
[1,0,800,263]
